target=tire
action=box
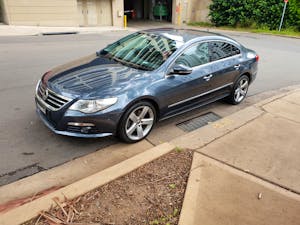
[226,75,250,105]
[118,101,156,143]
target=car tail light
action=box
[255,55,259,62]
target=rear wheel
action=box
[118,101,156,143]
[226,75,249,105]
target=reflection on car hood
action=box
[43,54,151,98]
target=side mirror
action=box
[170,64,193,75]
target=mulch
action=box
[22,149,194,225]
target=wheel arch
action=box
[117,96,160,131]
[242,72,252,83]
[234,72,251,85]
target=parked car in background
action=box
[35,28,259,143]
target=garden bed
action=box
[23,149,193,225]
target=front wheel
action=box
[118,101,156,143]
[226,75,250,105]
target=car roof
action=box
[141,28,224,43]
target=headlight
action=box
[69,98,118,114]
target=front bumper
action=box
[36,108,113,138]
[35,89,121,138]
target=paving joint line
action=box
[282,98,300,107]
[145,138,156,147]
[256,93,290,109]
[257,100,300,124]
[267,112,300,124]
[194,150,300,196]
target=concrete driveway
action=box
[0,29,300,186]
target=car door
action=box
[159,42,215,117]
[208,41,242,90]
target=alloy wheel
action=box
[125,105,154,141]
[234,77,249,103]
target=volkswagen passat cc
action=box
[35,28,258,143]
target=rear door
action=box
[208,41,242,90]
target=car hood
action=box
[43,53,152,99]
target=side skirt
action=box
[159,93,230,121]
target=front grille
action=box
[37,82,71,111]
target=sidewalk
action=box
[0,24,134,36]
[178,89,300,225]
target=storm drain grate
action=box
[176,112,221,132]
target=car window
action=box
[175,42,209,68]
[210,41,241,61]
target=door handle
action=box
[234,64,240,70]
[203,74,213,81]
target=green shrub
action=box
[209,0,300,31]
[287,0,300,31]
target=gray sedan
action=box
[35,28,258,143]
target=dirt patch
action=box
[23,149,193,225]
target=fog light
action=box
[67,122,95,127]
[81,126,92,134]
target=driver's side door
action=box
[160,42,215,118]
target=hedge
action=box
[209,0,300,31]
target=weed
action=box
[169,183,176,189]
[150,219,159,225]
[150,208,179,225]
[173,208,179,216]
[174,146,182,153]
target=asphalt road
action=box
[0,30,300,186]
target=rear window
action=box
[210,41,241,61]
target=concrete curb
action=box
[0,142,175,225]
[177,152,203,225]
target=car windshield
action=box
[100,32,178,71]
